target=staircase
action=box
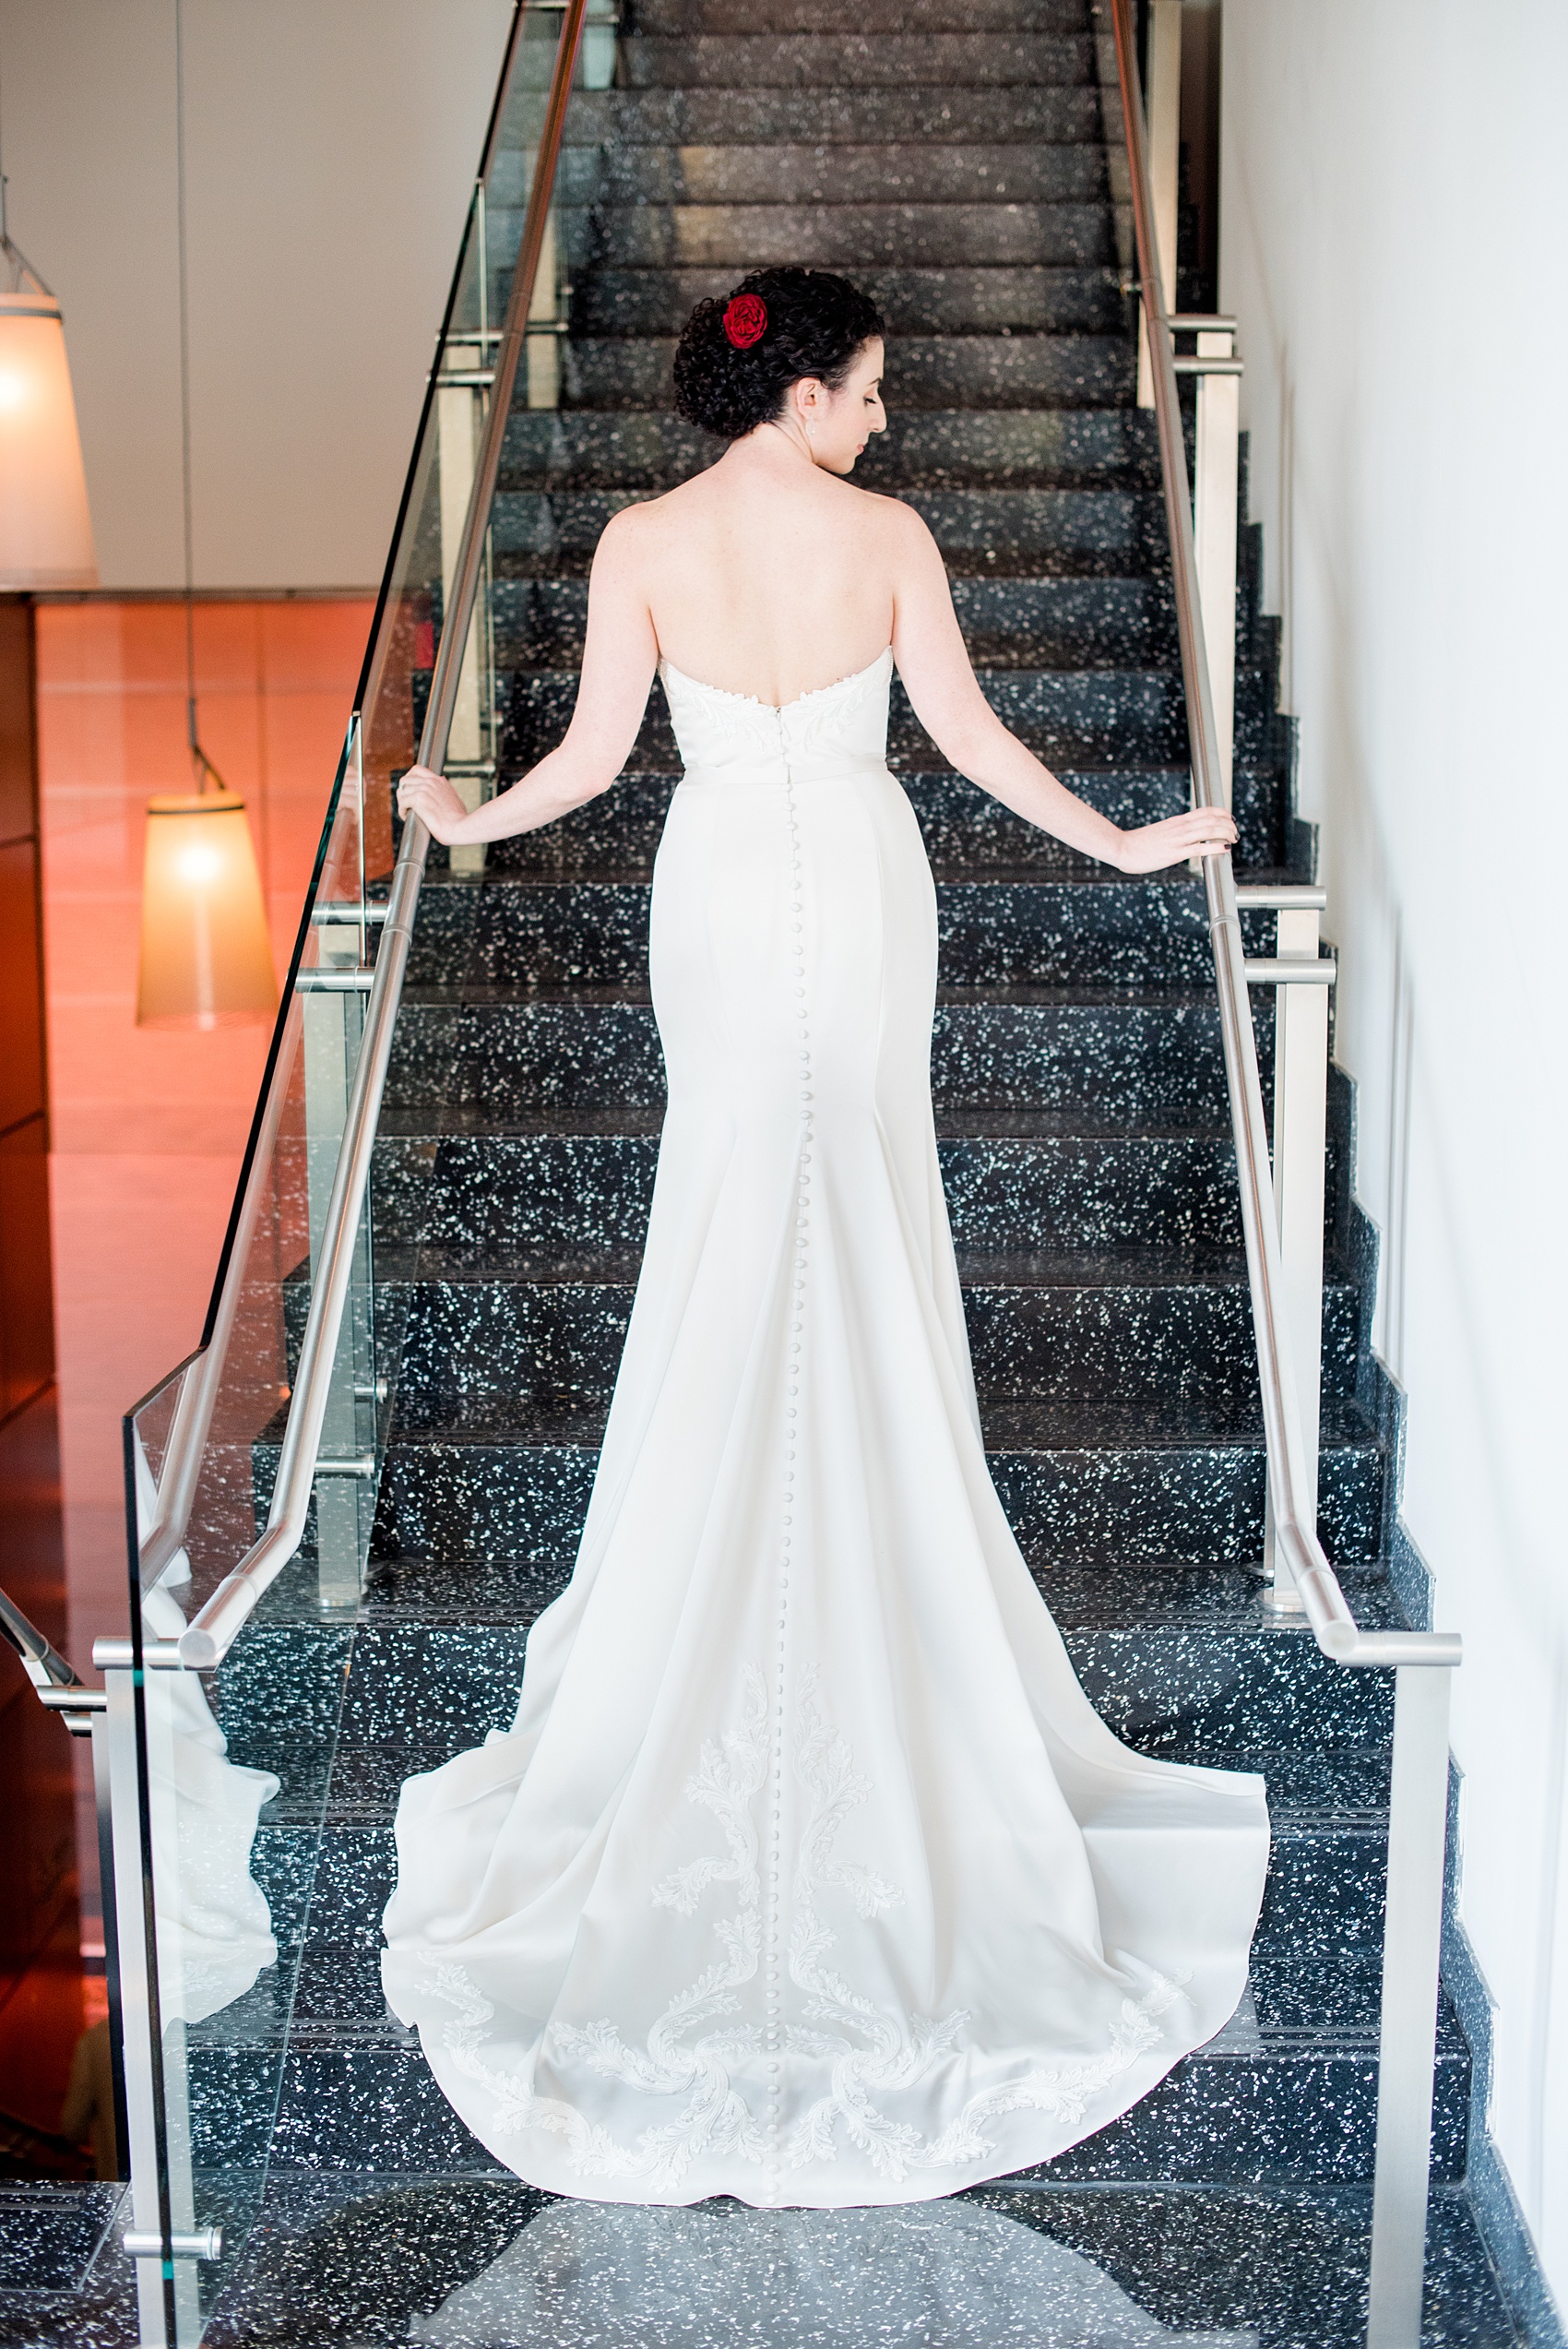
[147,0,1519,2338]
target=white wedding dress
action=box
[381,647,1271,2207]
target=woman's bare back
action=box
[631,446,900,710]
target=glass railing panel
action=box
[115,6,600,2328]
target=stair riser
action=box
[495,410,1153,494]
[493,575,1170,680]
[560,335,1132,413]
[621,35,1099,90]
[489,484,1160,569]
[208,2040,1466,2186]
[368,1433,1383,1570]
[535,687,1232,779]
[635,1,1097,34]
[1023,2051,1467,2186]
[583,142,1112,207]
[320,1624,1391,1767]
[990,1445,1383,1566]
[373,1134,1251,1258]
[567,87,1109,148]
[574,266,1128,338]
[407,876,1272,997]
[367,1130,1353,1280]
[222,1823,1392,2071]
[376,1274,1359,1412]
[499,681,1183,785]
[910,769,1289,874]
[576,201,1123,271]
[386,998,1271,1126]
[454,766,1285,881]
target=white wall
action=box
[0,0,514,589]
[1219,0,1568,2304]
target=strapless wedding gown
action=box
[381,648,1271,2207]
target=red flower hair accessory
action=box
[722,293,768,351]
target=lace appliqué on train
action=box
[429,1667,1184,2190]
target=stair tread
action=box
[359,1242,1350,1293]
[374,1390,1380,1452]
[193,1993,1472,2074]
[366,1235,1343,1290]
[248,1711,1405,1834]
[336,1552,1401,1644]
[377,1105,1238,1141]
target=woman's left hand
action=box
[398,764,469,845]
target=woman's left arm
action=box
[397,507,660,845]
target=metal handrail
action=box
[1106,0,1456,1676]
[0,1583,81,1690]
[167,0,591,1673]
[0,1583,105,1732]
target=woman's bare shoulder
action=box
[844,484,943,567]
[596,474,718,557]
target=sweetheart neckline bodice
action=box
[658,646,896,776]
[657,646,893,714]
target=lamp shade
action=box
[137,792,278,1029]
[0,289,98,590]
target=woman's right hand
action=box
[1115,804,1238,873]
[398,764,470,845]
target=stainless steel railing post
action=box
[1368,1661,1456,2349]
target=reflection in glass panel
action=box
[405,2199,1259,2349]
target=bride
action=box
[386,267,1269,2209]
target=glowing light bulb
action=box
[176,842,224,885]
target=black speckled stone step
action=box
[181,1775,1468,2182]
[567,85,1111,149]
[574,263,1129,338]
[425,764,1287,881]
[487,480,1162,576]
[576,199,1124,272]
[364,1253,1361,1420]
[401,870,1259,995]
[383,992,1268,1127]
[494,408,1155,493]
[585,140,1114,209]
[619,34,1099,91]
[491,572,1169,674]
[497,664,1183,774]
[184,1992,1467,2188]
[636,0,1098,32]
[350,1397,1384,1572]
[158,2179,1515,2349]
[197,1820,1409,2070]
[564,329,1133,413]
[366,1129,1246,1263]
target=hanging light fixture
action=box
[0,170,97,586]
[136,0,275,1031]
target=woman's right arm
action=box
[398,507,659,846]
[885,503,1237,873]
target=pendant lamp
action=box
[0,198,97,587]
[137,773,277,1031]
[135,0,276,1031]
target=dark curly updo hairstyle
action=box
[672,268,885,442]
